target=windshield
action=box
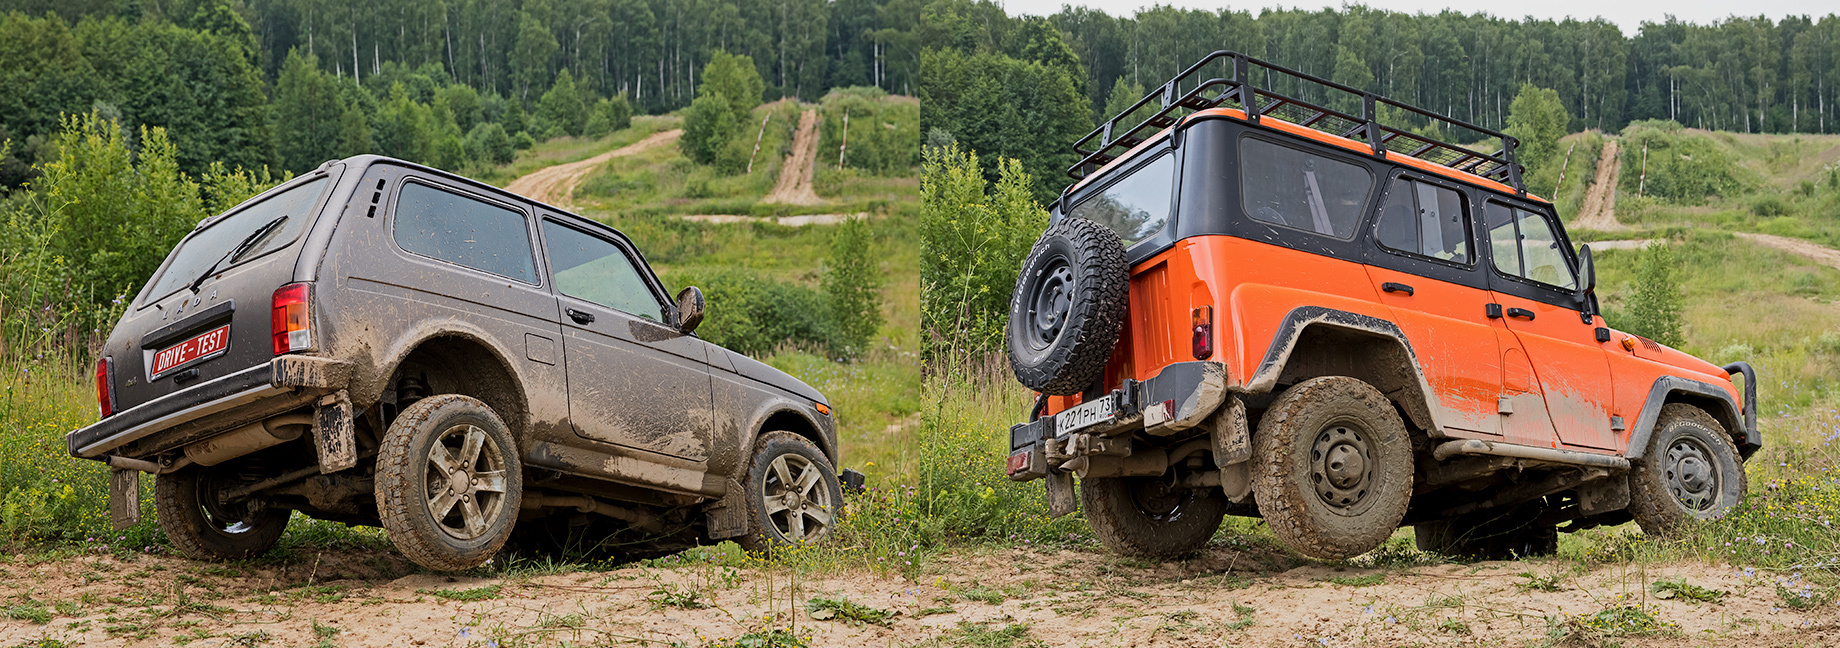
[142,177,330,304]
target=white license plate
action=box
[1055,397,1115,436]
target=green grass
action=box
[805,596,895,626]
[420,584,502,602]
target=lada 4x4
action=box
[1003,52,1758,560]
[69,156,859,570]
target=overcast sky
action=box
[997,0,1836,35]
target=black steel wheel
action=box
[1082,475,1226,558]
[1628,404,1746,537]
[1007,218,1129,396]
[1251,376,1414,560]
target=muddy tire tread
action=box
[155,469,288,561]
[1627,403,1747,538]
[1008,218,1130,396]
[1082,476,1227,559]
[737,431,841,555]
[1251,376,1413,560]
[375,394,522,571]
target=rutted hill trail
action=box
[505,129,682,207]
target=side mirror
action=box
[1577,245,1597,296]
[673,286,705,335]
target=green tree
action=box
[679,93,736,165]
[699,50,766,116]
[1620,243,1685,347]
[1504,83,1570,189]
[825,215,884,356]
[374,83,434,163]
[273,50,345,173]
[510,10,558,102]
[920,144,1046,361]
[335,99,374,158]
[920,48,1090,203]
[538,68,589,137]
[1100,77,1147,135]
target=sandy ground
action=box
[1735,232,1840,272]
[763,110,822,206]
[3,543,1835,647]
[504,130,683,207]
[1574,139,1625,232]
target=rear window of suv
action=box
[392,182,539,284]
[1241,138,1373,239]
[1069,152,1175,245]
[141,176,330,304]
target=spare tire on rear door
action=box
[1007,218,1129,396]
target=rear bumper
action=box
[67,355,352,459]
[1007,361,1228,480]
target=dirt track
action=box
[504,129,682,207]
[1736,232,1840,272]
[763,109,822,206]
[2,545,1834,647]
[1574,139,1625,231]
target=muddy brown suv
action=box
[69,155,855,570]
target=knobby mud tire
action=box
[155,467,289,561]
[375,394,523,571]
[1007,218,1129,396]
[738,431,842,555]
[1627,403,1746,538]
[1252,376,1414,560]
[1082,475,1227,559]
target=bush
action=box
[818,88,919,175]
[512,130,536,150]
[919,144,1046,362]
[464,122,515,165]
[666,268,839,356]
[537,68,588,137]
[679,94,736,165]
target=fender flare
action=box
[1243,306,1443,435]
[732,401,835,470]
[1625,375,1750,461]
[361,323,532,435]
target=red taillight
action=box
[272,282,313,355]
[1191,306,1214,360]
[95,357,115,418]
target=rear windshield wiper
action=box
[188,215,289,293]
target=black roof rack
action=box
[1070,51,1525,195]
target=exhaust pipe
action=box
[183,413,314,466]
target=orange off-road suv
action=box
[1003,52,1758,560]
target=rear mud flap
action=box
[315,391,357,474]
[110,468,140,530]
[1046,471,1078,518]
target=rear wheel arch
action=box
[1248,307,1441,436]
[373,331,531,446]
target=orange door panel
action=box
[1491,294,1617,449]
[1494,326,1561,446]
[1365,266,1501,435]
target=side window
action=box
[393,182,538,284]
[1241,138,1373,239]
[1069,152,1175,245]
[1485,201,1576,290]
[1374,178,1471,264]
[541,221,664,322]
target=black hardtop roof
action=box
[1072,50,1526,196]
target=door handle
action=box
[1381,282,1414,296]
[1507,307,1536,321]
[566,308,596,324]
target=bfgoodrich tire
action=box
[375,395,523,571]
[738,431,842,554]
[1007,218,1129,396]
[156,466,290,560]
[1627,403,1746,537]
[1252,376,1414,560]
[1083,475,1226,558]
